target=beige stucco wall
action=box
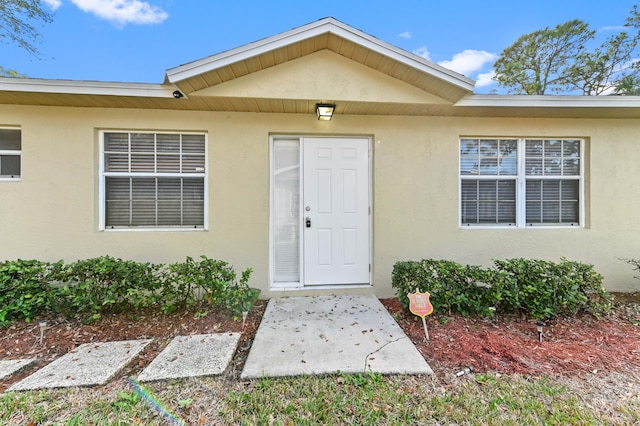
[1,104,639,296]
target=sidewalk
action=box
[2,295,431,391]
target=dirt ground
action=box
[380,294,640,376]
[1,294,639,393]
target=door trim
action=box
[269,135,372,291]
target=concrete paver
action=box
[8,339,152,391]
[241,295,432,379]
[138,333,241,382]
[2,296,434,390]
[0,359,35,381]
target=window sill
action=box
[101,227,207,232]
[460,225,584,230]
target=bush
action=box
[391,259,494,316]
[161,256,260,318]
[622,258,640,280]
[49,256,161,318]
[224,268,260,320]
[493,258,612,318]
[392,258,612,319]
[0,259,57,325]
[0,256,258,324]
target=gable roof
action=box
[165,17,475,105]
[0,17,639,118]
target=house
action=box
[1,17,639,297]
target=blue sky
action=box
[3,0,638,93]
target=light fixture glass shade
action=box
[316,103,336,120]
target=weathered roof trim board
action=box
[457,94,640,108]
[0,77,176,98]
[165,17,475,92]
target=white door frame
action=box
[269,135,372,290]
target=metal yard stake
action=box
[408,291,434,341]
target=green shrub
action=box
[50,255,258,319]
[493,258,611,318]
[0,255,257,324]
[224,268,260,320]
[392,258,612,319]
[622,258,640,280]
[49,256,162,318]
[0,259,57,325]
[161,256,239,314]
[391,259,494,317]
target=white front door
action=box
[302,137,370,285]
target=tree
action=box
[493,20,595,95]
[614,75,640,95]
[0,0,54,76]
[0,0,53,55]
[613,5,640,95]
[493,6,640,95]
[564,30,638,95]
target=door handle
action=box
[305,217,311,228]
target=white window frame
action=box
[99,130,208,231]
[460,137,584,229]
[0,127,21,181]
[269,136,304,289]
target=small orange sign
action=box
[408,292,433,318]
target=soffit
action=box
[190,50,451,105]
[0,78,639,118]
[166,18,474,104]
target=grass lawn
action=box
[2,370,639,425]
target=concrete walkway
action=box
[241,295,432,379]
[2,295,431,391]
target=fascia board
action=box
[0,77,176,98]
[456,94,640,108]
[165,17,475,92]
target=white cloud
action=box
[437,50,497,76]
[475,71,496,88]
[599,25,626,31]
[413,46,431,61]
[398,31,412,39]
[69,0,168,25]
[43,0,63,10]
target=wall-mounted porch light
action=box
[316,103,336,121]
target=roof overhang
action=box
[0,18,639,119]
[165,17,475,104]
[450,94,640,118]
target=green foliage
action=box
[49,256,161,318]
[0,259,56,325]
[566,29,638,95]
[0,255,258,325]
[161,256,235,314]
[493,258,612,318]
[494,19,595,95]
[224,268,260,320]
[392,258,612,319]
[391,259,494,317]
[494,7,640,95]
[0,66,26,77]
[622,257,640,280]
[0,0,54,56]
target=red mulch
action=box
[1,295,639,392]
[380,296,640,376]
[0,301,267,393]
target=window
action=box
[271,138,301,283]
[460,138,582,227]
[101,132,206,229]
[0,128,21,179]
